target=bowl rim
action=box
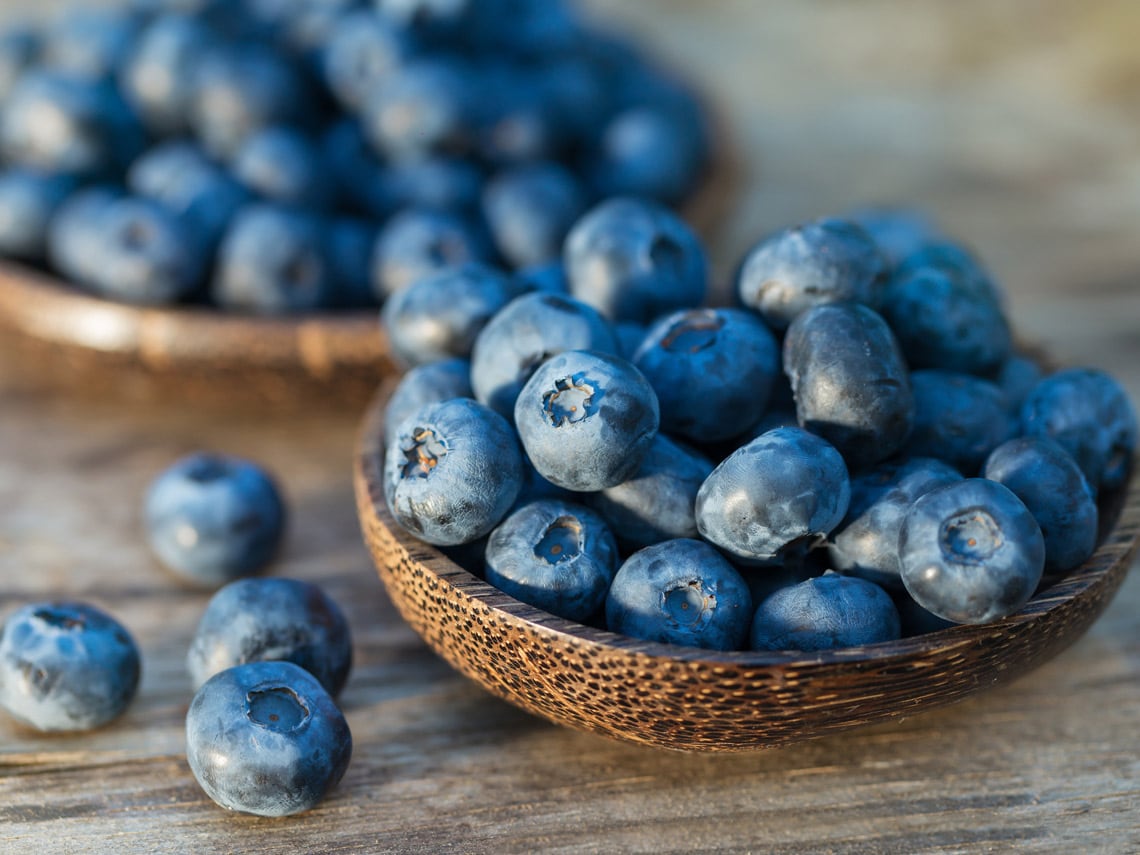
[356,378,1140,670]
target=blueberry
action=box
[632,307,779,444]
[362,57,475,160]
[474,62,561,166]
[905,370,1012,474]
[605,539,752,651]
[187,578,352,696]
[736,218,886,331]
[696,426,851,566]
[327,216,380,309]
[894,238,1004,307]
[127,140,250,251]
[121,13,215,135]
[485,499,619,622]
[0,71,141,178]
[186,661,351,817]
[41,8,140,81]
[513,261,569,297]
[899,478,1045,624]
[589,103,709,206]
[750,572,901,651]
[383,356,473,448]
[321,10,417,112]
[827,457,962,590]
[145,452,287,588]
[984,437,1098,575]
[880,263,1011,375]
[845,206,941,272]
[564,196,707,324]
[993,353,1043,415]
[783,302,914,469]
[514,349,660,492]
[891,586,956,637]
[47,186,121,286]
[379,156,485,215]
[212,204,336,314]
[470,291,618,419]
[0,168,75,261]
[384,397,523,546]
[587,432,714,552]
[0,25,39,103]
[0,602,140,732]
[370,207,489,300]
[320,118,391,218]
[189,43,312,158]
[614,320,647,360]
[373,0,479,43]
[482,161,587,269]
[1020,367,1137,493]
[382,263,521,368]
[232,126,332,210]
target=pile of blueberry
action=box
[380,199,1138,652]
[0,0,709,312]
[0,453,355,817]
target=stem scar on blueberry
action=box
[543,373,602,426]
[660,310,723,354]
[401,426,448,479]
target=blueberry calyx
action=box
[401,427,448,479]
[247,685,310,732]
[659,310,722,354]
[663,579,717,630]
[544,373,601,426]
[940,508,1002,564]
[534,516,582,564]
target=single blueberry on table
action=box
[632,307,780,444]
[984,437,1098,575]
[1020,367,1137,493]
[484,499,619,622]
[0,168,75,261]
[120,12,216,136]
[514,349,660,492]
[904,370,1012,475]
[370,207,490,300]
[564,196,707,325]
[186,661,352,817]
[750,572,901,652]
[696,426,851,566]
[470,291,618,419]
[827,457,962,590]
[606,538,752,651]
[0,602,140,732]
[482,161,587,269]
[384,397,523,546]
[782,302,914,469]
[735,217,886,331]
[880,263,1012,375]
[587,432,714,552]
[212,204,336,314]
[145,452,287,588]
[383,356,473,448]
[382,262,522,368]
[899,478,1045,624]
[187,577,353,696]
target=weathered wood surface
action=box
[2,1,1140,853]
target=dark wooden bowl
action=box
[0,117,740,410]
[354,379,1140,752]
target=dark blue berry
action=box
[232,125,332,210]
[750,572,901,651]
[482,161,587,269]
[383,357,473,448]
[905,370,1012,474]
[370,207,489,300]
[0,168,75,261]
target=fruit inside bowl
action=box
[0,0,732,407]
[353,205,1139,751]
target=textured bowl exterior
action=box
[355,383,1140,752]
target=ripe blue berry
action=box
[750,573,901,652]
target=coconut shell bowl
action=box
[354,378,1140,753]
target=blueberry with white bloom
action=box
[514,349,659,492]
[482,161,587,269]
[0,602,140,732]
[606,539,752,651]
[383,357,473,448]
[750,572,901,652]
[899,478,1045,624]
[384,397,523,546]
[904,370,1012,474]
[696,426,850,566]
[370,207,489,300]
[485,500,619,622]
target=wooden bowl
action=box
[354,380,1140,752]
[0,117,740,411]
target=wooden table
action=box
[2,2,1139,852]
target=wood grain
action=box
[2,0,1140,852]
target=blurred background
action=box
[6,0,1140,394]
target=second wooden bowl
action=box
[354,381,1140,752]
